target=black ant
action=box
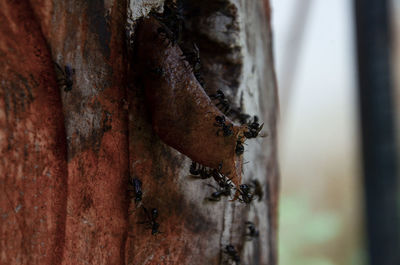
[244,116,264,139]
[214,115,233,137]
[206,183,232,201]
[230,92,251,124]
[189,161,211,179]
[139,207,160,235]
[250,179,263,201]
[55,63,74,92]
[161,0,184,43]
[225,244,241,264]
[205,176,234,202]
[245,221,259,240]
[210,89,231,114]
[128,178,142,203]
[152,0,184,46]
[235,140,245,155]
[102,110,112,132]
[206,163,224,185]
[157,26,176,46]
[181,43,205,87]
[181,42,201,72]
[238,184,254,204]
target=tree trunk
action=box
[0,0,279,264]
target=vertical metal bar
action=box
[354,0,400,264]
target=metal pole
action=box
[354,0,400,264]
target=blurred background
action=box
[270,0,400,264]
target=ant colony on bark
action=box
[130,0,266,263]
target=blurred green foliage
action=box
[279,196,366,265]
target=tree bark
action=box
[0,0,279,264]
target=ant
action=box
[245,221,259,240]
[206,183,232,201]
[189,162,211,179]
[181,42,201,72]
[238,184,254,204]
[139,207,161,235]
[214,115,233,137]
[157,26,176,46]
[225,244,241,264]
[181,43,205,87]
[55,63,74,92]
[244,116,264,139]
[161,0,184,43]
[205,176,234,202]
[206,163,225,185]
[102,110,112,132]
[128,178,142,203]
[194,72,206,88]
[152,0,184,45]
[230,92,251,124]
[250,179,263,201]
[235,140,245,155]
[210,89,231,114]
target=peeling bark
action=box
[134,17,246,185]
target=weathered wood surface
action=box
[0,0,279,264]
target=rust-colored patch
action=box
[0,1,67,264]
[263,0,272,23]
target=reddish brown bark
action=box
[34,1,130,264]
[0,1,67,264]
[1,0,130,264]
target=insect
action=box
[189,162,211,179]
[128,178,142,203]
[194,72,206,88]
[214,115,233,137]
[157,26,175,46]
[245,221,259,240]
[206,184,232,201]
[161,0,184,43]
[235,140,244,155]
[55,63,74,92]
[181,43,205,87]
[244,116,264,139]
[238,184,254,204]
[225,244,241,264]
[250,179,263,201]
[181,42,201,72]
[210,89,231,114]
[230,92,251,124]
[139,207,160,235]
[102,110,112,132]
[205,177,234,201]
[152,0,184,46]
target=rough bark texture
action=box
[0,1,68,264]
[0,0,279,264]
